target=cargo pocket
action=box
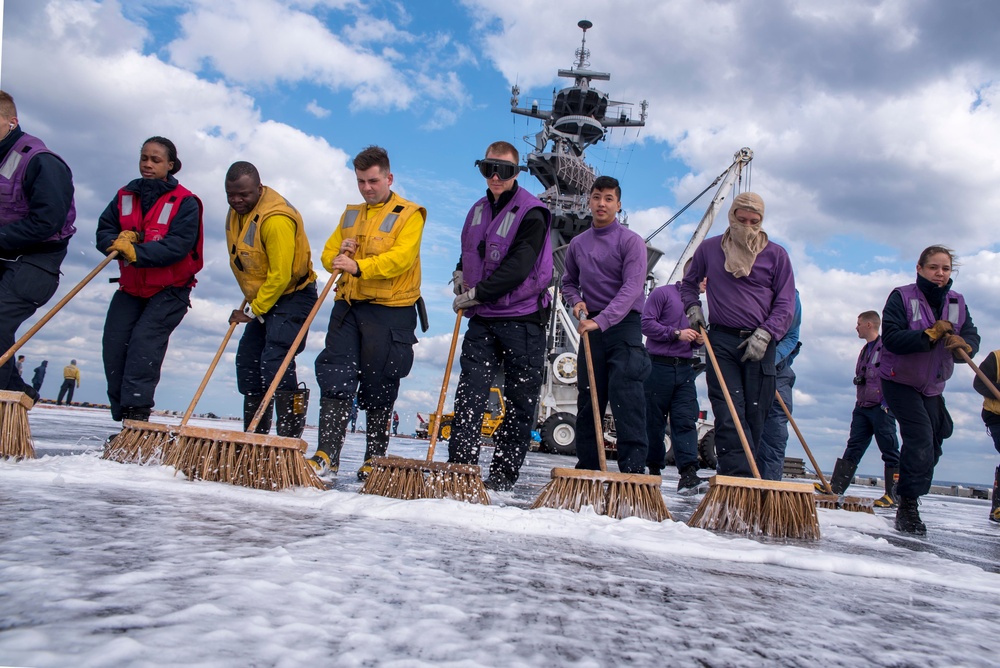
[383,328,418,380]
[12,258,59,307]
[624,343,652,382]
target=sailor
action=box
[312,146,426,479]
[758,290,802,480]
[879,245,979,535]
[447,140,552,491]
[972,349,1000,523]
[680,192,796,478]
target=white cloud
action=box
[305,100,331,118]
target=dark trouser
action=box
[758,363,795,480]
[57,379,75,404]
[644,359,699,471]
[880,379,952,498]
[102,287,191,421]
[842,404,901,468]
[575,312,650,474]
[448,318,545,484]
[315,301,417,407]
[705,328,776,477]
[0,250,64,392]
[236,283,317,396]
[989,425,1000,455]
[31,377,44,393]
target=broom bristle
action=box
[530,468,671,521]
[840,496,875,514]
[360,456,490,504]
[0,392,34,461]
[814,493,840,510]
[102,421,175,464]
[688,475,820,540]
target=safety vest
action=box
[984,350,1000,416]
[0,132,77,241]
[336,192,424,306]
[855,337,884,407]
[226,186,314,301]
[116,183,203,299]
[63,365,79,382]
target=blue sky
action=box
[3,0,1000,484]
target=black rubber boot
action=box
[677,464,708,496]
[243,395,273,434]
[121,406,152,422]
[312,397,351,475]
[275,385,309,438]
[829,458,858,495]
[991,465,1000,524]
[874,466,899,508]
[895,496,927,535]
[359,407,392,480]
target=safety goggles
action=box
[475,158,524,181]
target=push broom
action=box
[103,300,247,465]
[531,330,671,521]
[773,391,873,514]
[164,283,335,491]
[0,251,119,460]
[687,328,820,539]
[360,310,490,504]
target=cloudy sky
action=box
[3,0,999,484]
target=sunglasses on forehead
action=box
[475,158,526,181]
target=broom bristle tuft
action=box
[360,457,490,504]
[0,399,34,461]
[689,477,820,540]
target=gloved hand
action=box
[108,237,137,264]
[117,230,140,243]
[451,270,465,296]
[924,319,954,343]
[944,334,973,356]
[737,327,772,362]
[685,304,706,333]
[453,288,480,313]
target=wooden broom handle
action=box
[246,259,349,433]
[179,299,247,426]
[956,348,1000,403]
[700,326,762,479]
[426,310,463,461]
[582,330,608,472]
[774,390,833,494]
[0,251,118,368]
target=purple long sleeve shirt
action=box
[562,220,646,331]
[642,283,697,358]
[679,235,796,340]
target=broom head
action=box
[166,425,324,491]
[688,475,820,540]
[530,467,671,522]
[360,455,490,504]
[102,420,175,465]
[0,390,35,461]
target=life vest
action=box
[983,350,1000,416]
[855,337,884,407]
[226,186,314,302]
[117,183,203,298]
[336,192,424,307]
[878,283,966,397]
[0,132,77,241]
[460,185,553,318]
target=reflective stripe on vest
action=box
[909,298,920,322]
[121,194,134,217]
[496,207,519,238]
[0,151,23,179]
[948,297,960,324]
[343,210,360,228]
[158,202,175,227]
[470,204,484,227]
[379,213,399,233]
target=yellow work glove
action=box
[944,334,973,356]
[108,237,137,264]
[923,319,953,343]
[117,230,140,243]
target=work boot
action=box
[677,464,708,496]
[359,407,392,480]
[310,397,351,476]
[874,466,899,508]
[829,458,858,495]
[991,465,1000,524]
[895,496,927,535]
[23,386,40,404]
[121,406,152,422]
[275,384,309,438]
[243,395,273,435]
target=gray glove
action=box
[453,287,480,313]
[451,270,465,296]
[685,304,706,333]
[737,327,772,362]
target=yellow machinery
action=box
[423,387,505,440]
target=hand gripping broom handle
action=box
[426,310,463,461]
[582,330,608,472]
[246,255,351,433]
[0,251,119,368]
[178,299,247,426]
[700,326,762,479]
[774,390,833,494]
[956,348,1000,404]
